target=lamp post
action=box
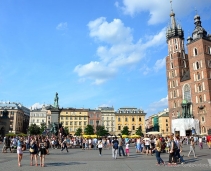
[96,120,99,140]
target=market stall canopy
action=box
[146,131,161,135]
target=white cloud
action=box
[30,103,43,110]
[119,0,211,25]
[74,17,166,84]
[146,96,168,114]
[154,57,166,72]
[56,22,68,30]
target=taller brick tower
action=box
[166,7,211,135]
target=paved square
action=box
[1,143,211,171]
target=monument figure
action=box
[50,123,58,136]
[54,92,59,108]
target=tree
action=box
[75,127,82,136]
[135,126,144,136]
[40,123,47,134]
[121,126,129,135]
[84,125,94,135]
[64,127,69,135]
[28,124,40,135]
[96,125,109,136]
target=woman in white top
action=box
[199,136,203,150]
[97,139,103,156]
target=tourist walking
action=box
[153,135,164,165]
[112,137,119,159]
[199,136,203,150]
[188,137,197,158]
[168,135,177,165]
[136,137,141,153]
[97,139,103,156]
[17,137,24,167]
[39,138,47,167]
[61,137,68,152]
[118,136,125,156]
[125,142,130,156]
[29,139,38,166]
[143,135,151,155]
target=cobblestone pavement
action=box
[0,143,211,171]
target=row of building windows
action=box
[193,46,211,56]
[31,119,45,123]
[117,117,142,122]
[62,121,87,126]
[30,113,46,117]
[61,117,87,120]
[102,117,114,120]
[118,125,141,131]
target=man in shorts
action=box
[143,135,151,155]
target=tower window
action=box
[199,95,203,102]
[171,63,174,69]
[172,81,175,87]
[175,45,178,50]
[198,84,202,92]
[202,117,205,122]
[173,90,177,98]
[193,48,198,56]
[196,62,200,70]
[174,39,177,43]
[172,71,175,77]
[208,47,211,55]
[208,60,211,68]
[197,72,201,80]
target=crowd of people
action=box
[1,134,209,167]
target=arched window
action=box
[199,95,203,102]
[172,81,175,87]
[197,72,200,80]
[202,117,205,122]
[172,71,175,77]
[194,48,198,56]
[171,63,174,69]
[183,84,191,102]
[174,101,177,108]
[198,84,202,92]
[170,54,173,59]
[196,62,200,69]
[202,126,206,133]
[173,90,177,98]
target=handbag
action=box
[29,148,35,153]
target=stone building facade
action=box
[0,101,30,134]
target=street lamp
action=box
[96,120,99,140]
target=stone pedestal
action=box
[50,107,60,125]
[0,118,10,137]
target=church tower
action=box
[186,14,211,134]
[166,6,189,123]
[166,3,211,135]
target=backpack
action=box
[113,142,118,149]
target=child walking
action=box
[125,143,130,156]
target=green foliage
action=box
[96,125,109,136]
[84,125,94,135]
[28,124,41,135]
[135,126,144,136]
[121,126,129,135]
[40,123,47,134]
[64,127,69,135]
[75,127,82,136]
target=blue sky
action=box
[0,0,211,117]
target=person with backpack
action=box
[168,135,177,165]
[112,137,119,159]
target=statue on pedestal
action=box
[50,123,58,136]
[54,92,59,108]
